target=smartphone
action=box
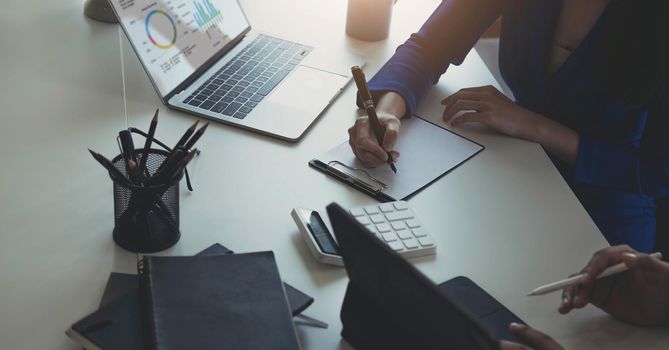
[291,208,343,266]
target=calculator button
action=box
[356,216,371,225]
[365,206,380,215]
[393,201,409,210]
[385,210,414,222]
[403,238,419,249]
[365,224,376,233]
[370,214,385,224]
[388,241,404,251]
[379,203,395,213]
[391,222,407,231]
[350,208,365,217]
[397,230,413,240]
[412,229,428,238]
[376,223,392,233]
[406,219,420,228]
[418,237,434,247]
[382,233,397,242]
[375,233,384,241]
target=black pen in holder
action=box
[111,148,181,253]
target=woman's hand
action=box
[442,85,579,164]
[499,323,564,350]
[441,85,543,141]
[559,245,669,326]
[348,91,406,167]
[348,112,401,167]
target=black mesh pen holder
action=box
[111,149,182,253]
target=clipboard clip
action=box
[326,161,389,194]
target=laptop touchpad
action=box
[245,66,346,138]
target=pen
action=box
[138,109,159,183]
[527,252,663,296]
[351,66,397,174]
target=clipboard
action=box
[309,116,484,202]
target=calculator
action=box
[291,201,437,266]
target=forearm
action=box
[375,92,407,120]
[527,113,579,165]
[366,0,503,117]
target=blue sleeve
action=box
[574,134,669,198]
[358,0,504,116]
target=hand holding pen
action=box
[351,66,398,173]
[529,245,669,327]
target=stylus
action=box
[527,252,662,296]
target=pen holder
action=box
[111,149,181,253]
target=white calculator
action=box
[291,201,437,266]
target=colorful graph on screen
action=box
[192,0,223,30]
[145,9,177,49]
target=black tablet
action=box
[327,203,528,349]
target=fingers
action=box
[508,323,563,350]
[442,100,490,124]
[559,245,637,313]
[624,252,669,274]
[381,118,400,152]
[573,245,637,307]
[499,340,534,350]
[449,112,489,127]
[348,117,390,166]
[440,85,500,106]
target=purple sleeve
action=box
[358,0,503,116]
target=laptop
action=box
[109,0,363,141]
[326,203,529,349]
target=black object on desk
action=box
[111,148,182,253]
[138,252,301,350]
[89,111,205,253]
[66,243,315,350]
[326,203,529,349]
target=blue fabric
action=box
[365,0,668,252]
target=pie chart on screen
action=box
[145,9,177,49]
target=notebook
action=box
[139,252,301,350]
[310,116,483,201]
[66,244,312,350]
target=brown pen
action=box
[351,66,397,174]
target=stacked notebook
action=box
[67,244,307,349]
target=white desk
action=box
[1,0,667,349]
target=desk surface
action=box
[1,0,667,349]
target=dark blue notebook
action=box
[66,243,312,350]
[139,252,301,350]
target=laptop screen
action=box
[110,0,249,97]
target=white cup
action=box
[346,0,396,41]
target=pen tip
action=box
[390,163,397,174]
[153,108,159,120]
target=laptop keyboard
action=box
[183,35,312,120]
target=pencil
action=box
[138,109,159,183]
[351,66,397,174]
[173,120,199,150]
[183,122,209,150]
[527,252,663,296]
